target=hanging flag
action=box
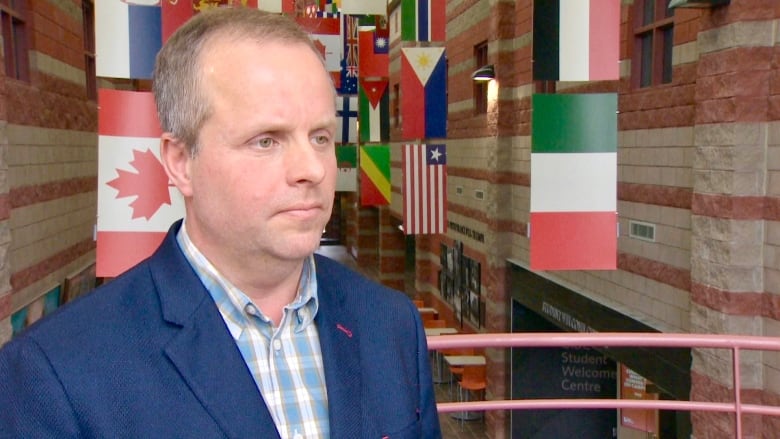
[336,145,357,192]
[400,47,447,140]
[258,0,294,13]
[532,0,620,81]
[530,93,617,270]
[97,89,185,277]
[96,1,161,79]
[358,28,389,78]
[360,145,391,206]
[296,16,342,87]
[161,0,193,42]
[336,95,358,144]
[400,0,445,42]
[403,144,447,235]
[359,78,389,143]
[340,0,385,15]
[339,14,359,94]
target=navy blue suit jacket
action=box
[0,222,441,438]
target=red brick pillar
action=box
[377,208,407,293]
[689,3,780,437]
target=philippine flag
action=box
[96,89,184,277]
[400,47,446,140]
[96,1,162,80]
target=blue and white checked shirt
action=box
[177,224,330,439]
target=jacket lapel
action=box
[150,222,281,439]
[314,255,365,438]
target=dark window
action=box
[83,1,96,101]
[1,0,29,82]
[633,0,674,88]
[473,41,488,114]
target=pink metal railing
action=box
[427,332,780,438]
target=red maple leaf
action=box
[106,149,171,220]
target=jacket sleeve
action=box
[413,310,443,439]
[0,338,82,437]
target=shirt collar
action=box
[175,222,319,335]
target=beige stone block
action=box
[765,267,780,295]
[690,257,763,291]
[447,0,490,36]
[0,318,10,346]
[767,170,780,196]
[698,20,776,54]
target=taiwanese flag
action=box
[400,0,445,42]
[532,0,620,81]
[403,144,447,235]
[530,93,617,270]
[360,145,391,206]
[401,47,446,140]
[95,1,161,79]
[296,16,343,88]
[358,28,388,78]
[97,89,185,277]
[359,78,389,143]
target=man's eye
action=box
[313,135,330,145]
[254,137,275,148]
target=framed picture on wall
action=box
[470,260,481,292]
[468,290,480,326]
[62,263,97,304]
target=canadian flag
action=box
[96,89,184,277]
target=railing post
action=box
[732,346,742,439]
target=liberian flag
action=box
[296,16,343,87]
[341,0,385,15]
[403,144,447,235]
[358,28,389,78]
[97,89,184,277]
[336,145,357,192]
[401,47,447,140]
[360,145,391,206]
[400,0,445,42]
[96,1,161,80]
[532,0,620,81]
[336,95,358,144]
[258,0,294,13]
[530,93,617,270]
[359,78,389,143]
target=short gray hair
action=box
[152,8,324,155]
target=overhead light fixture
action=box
[471,64,495,82]
[668,0,729,8]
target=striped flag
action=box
[258,0,294,13]
[96,89,185,277]
[358,28,389,78]
[401,0,445,42]
[532,0,620,81]
[336,95,358,144]
[296,16,343,87]
[341,0,385,15]
[401,47,447,140]
[336,145,357,192]
[96,1,161,79]
[530,93,617,270]
[359,145,391,206]
[403,144,447,235]
[359,78,389,143]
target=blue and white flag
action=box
[96,1,161,79]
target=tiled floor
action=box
[316,244,489,439]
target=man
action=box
[0,8,441,438]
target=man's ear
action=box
[159,133,194,197]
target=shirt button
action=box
[273,339,282,351]
[245,304,257,315]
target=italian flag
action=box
[532,0,620,81]
[530,93,617,270]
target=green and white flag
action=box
[336,145,357,192]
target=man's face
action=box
[182,38,337,267]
